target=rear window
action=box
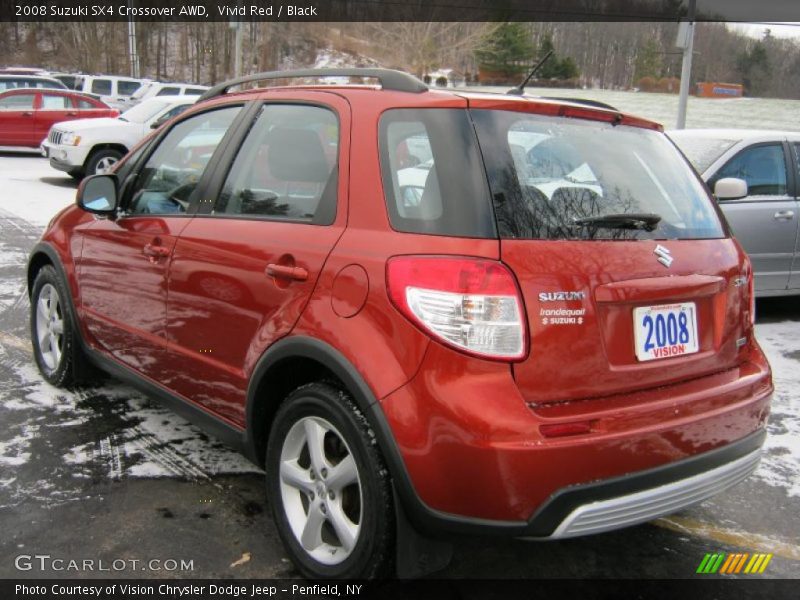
[91,79,112,95]
[471,110,724,241]
[118,80,141,96]
[378,108,495,238]
[670,134,739,173]
[76,98,98,109]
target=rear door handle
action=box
[66,111,77,116]
[266,264,308,281]
[22,111,33,116]
[774,210,794,220]
[143,243,171,260]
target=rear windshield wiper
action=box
[573,213,661,232]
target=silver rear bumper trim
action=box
[550,449,761,539]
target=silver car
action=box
[669,128,800,297]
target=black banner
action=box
[2,579,797,600]
[2,0,800,23]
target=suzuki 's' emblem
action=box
[654,244,673,268]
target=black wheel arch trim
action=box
[28,242,70,299]
[244,335,461,534]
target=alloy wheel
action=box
[94,156,118,174]
[278,416,362,565]
[35,283,64,372]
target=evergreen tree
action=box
[474,22,535,75]
[737,41,771,96]
[537,35,580,80]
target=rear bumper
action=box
[378,341,772,536]
[536,430,763,538]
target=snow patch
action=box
[753,321,800,497]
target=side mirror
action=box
[77,174,118,215]
[714,177,748,201]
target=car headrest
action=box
[265,128,330,182]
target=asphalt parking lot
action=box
[0,153,798,582]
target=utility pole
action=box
[234,23,243,77]
[230,0,244,78]
[676,0,697,129]
[127,0,140,78]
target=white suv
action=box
[42,95,198,179]
[120,81,209,109]
[74,75,149,109]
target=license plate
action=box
[633,303,699,362]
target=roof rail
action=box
[198,68,428,101]
[542,97,619,111]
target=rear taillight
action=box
[387,256,527,361]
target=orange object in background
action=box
[696,82,744,98]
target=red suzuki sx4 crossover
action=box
[27,69,772,578]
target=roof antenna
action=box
[506,50,554,96]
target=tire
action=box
[30,265,89,387]
[85,148,123,176]
[266,382,394,579]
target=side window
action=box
[117,80,141,96]
[0,94,35,109]
[126,106,242,216]
[91,79,112,95]
[711,144,787,197]
[378,108,495,237]
[385,123,441,219]
[157,87,181,96]
[41,94,70,109]
[187,88,207,95]
[215,104,339,224]
[76,98,97,109]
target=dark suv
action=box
[27,69,772,578]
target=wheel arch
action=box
[83,143,128,168]
[27,243,70,302]
[245,336,383,468]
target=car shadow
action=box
[756,296,799,324]
[39,176,78,189]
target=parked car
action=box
[42,95,197,179]
[72,75,148,109]
[0,88,117,150]
[50,72,84,90]
[669,128,800,296]
[0,74,67,92]
[120,81,209,109]
[28,69,771,579]
[0,67,49,76]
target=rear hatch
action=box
[470,105,751,404]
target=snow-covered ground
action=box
[0,152,76,227]
[471,85,800,132]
